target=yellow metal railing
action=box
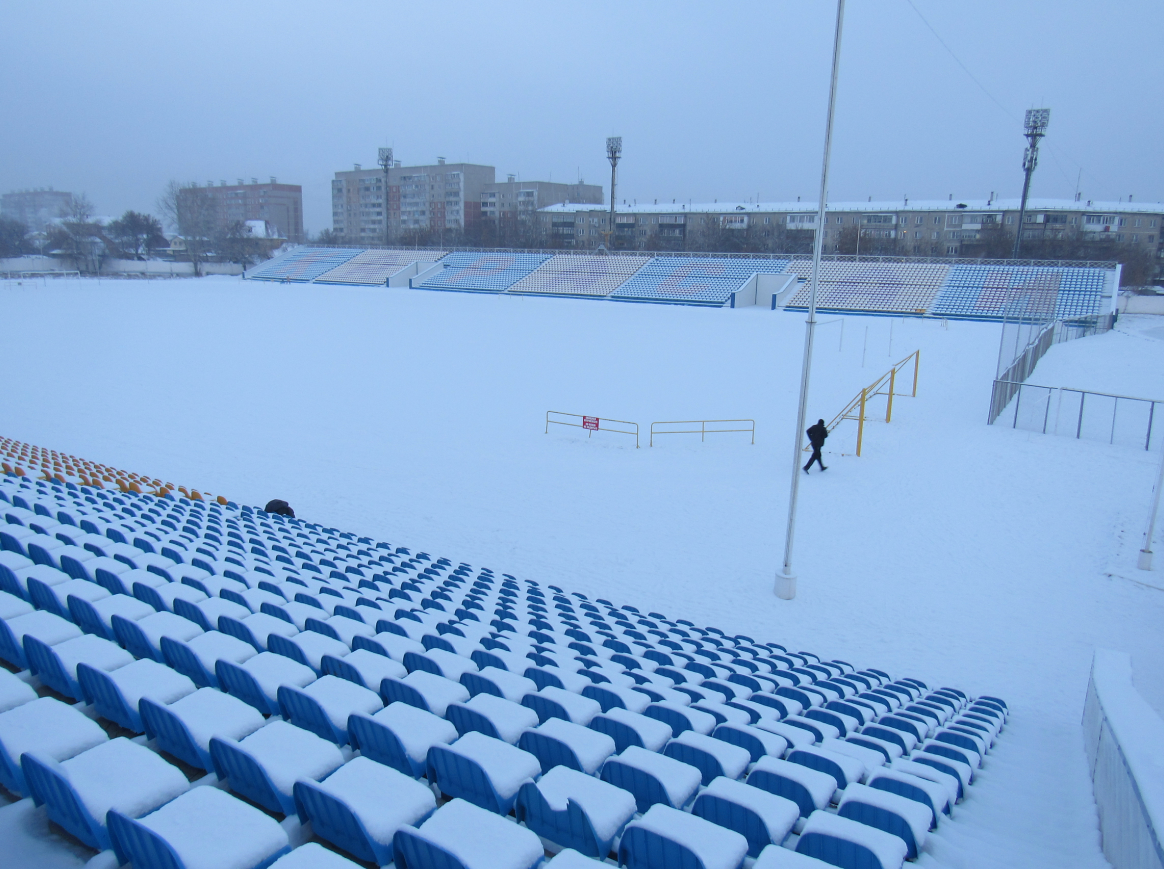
[814,350,920,457]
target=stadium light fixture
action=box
[605,137,622,250]
[1012,109,1049,259]
[776,0,846,601]
[378,147,393,247]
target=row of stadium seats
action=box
[246,246,1113,318]
[0,468,1006,869]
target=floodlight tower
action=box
[606,136,622,249]
[1011,109,1049,259]
[378,147,393,247]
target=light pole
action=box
[378,147,393,248]
[1139,446,1164,570]
[776,0,846,600]
[1012,109,1049,259]
[605,137,621,250]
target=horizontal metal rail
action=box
[650,419,755,447]
[545,411,639,448]
[815,350,920,456]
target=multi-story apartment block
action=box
[177,179,303,242]
[481,178,602,223]
[1,188,76,232]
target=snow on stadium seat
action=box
[794,810,906,869]
[219,612,299,651]
[322,648,406,689]
[217,651,317,716]
[68,591,154,640]
[868,767,948,823]
[0,669,37,713]
[523,685,602,726]
[518,717,616,776]
[25,533,69,568]
[644,700,717,737]
[461,665,536,702]
[348,701,458,778]
[753,844,835,869]
[212,721,344,816]
[4,562,68,602]
[787,745,865,789]
[447,692,539,744]
[262,599,323,629]
[426,731,541,815]
[0,608,82,668]
[28,575,110,619]
[278,675,381,745]
[525,665,595,693]
[380,670,469,716]
[21,736,189,851]
[664,730,751,785]
[582,682,651,714]
[162,630,256,688]
[306,614,376,646]
[392,798,544,869]
[24,633,133,701]
[836,782,930,859]
[619,803,749,869]
[113,610,203,662]
[712,723,789,763]
[268,842,364,869]
[140,687,264,770]
[590,707,673,753]
[0,696,108,796]
[270,631,355,675]
[691,776,799,858]
[0,590,32,622]
[352,630,426,662]
[921,736,980,770]
[294,756,437,866]
[516,764,636,858]
[745,756,836,818]
[78,658,196,733]
[132,579,207,614]
[405,647,479,681]
[600,745,702,813]
[108,785,291,869]
[0,525,39,559]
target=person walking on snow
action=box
[804,419,828,473]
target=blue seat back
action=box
[107,810,185,869]
[520,693,571,725]
[209,737,292,816]
[217,616,262,652]
[515,780,603,858]
[172,599,212,631]
[321,654,367,688]
[524,667,565,691]
[22,751,106,849]
[393,826,468,869]
[267,634,310,668]
[663,741,724,786]
[460,671,504,699]
[643,704,695,737]
[140,697,208,770]
[470,650,509,672]
[619,822,709,869]
[403,651,442,676]
[446,705,502,741]
[691,792,771,858]
[379,678,432,712]
[861,726,908,754]
[161,636,215,688]
[426,744,505,814]
[68,595,114,640]
[589,715,646,754]
[600,758,671,814]
[911,756,964,799]
[711,725,767,763]
[582,685,628,713]
[111,614,160,662]
[24,634,82,699]
[838,800,918,859]
[870,776,938,826]
[805,709,850,737]
[0,617,28,668]
[347,713,418,777]
[748,694,790,716]
[77,662,142,732]
[59,555,91,581]
[27,578,67,617]
[796,829,886,869]
[846,737,892,764]
[94,568,130,596]
[745,768,815,818]
[788,749,848,788]
[216,659,276,715]
[277,685,344,745]
[132,582,167,613]
[517,730,584,774]
[922,742,974,769]
[293,779,386,865]
[935,730,981,758]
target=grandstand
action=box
[245,248,364,283]
[314,249,448,286]
[783,262,950,315]
[414,252,552,293]
[508,254,651,298]
[0,461,1003,869]
[612,257,792,306]
[928,265,1110,321]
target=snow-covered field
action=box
[2,275,1162,869]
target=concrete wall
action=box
[1082,649,1164,869]
[1119,293,1164,315]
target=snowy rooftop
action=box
[542,197,1164,215]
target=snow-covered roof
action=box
[540,198,1164,215]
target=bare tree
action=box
[108,210,166,260]
[158,181,217,276]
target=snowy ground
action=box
[2,275,1162,869]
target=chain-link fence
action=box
[991,381,1163,451]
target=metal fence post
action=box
[911,350,919,397]
[1077,393,1086,439]
[886,367,896,423]
[856,388,867,456]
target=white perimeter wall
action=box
[1083,649,1164,869]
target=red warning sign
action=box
[582,416,599,431]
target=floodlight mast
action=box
[605,137,622,250]
[776,0,846,601]
[1011,109,1049,259]
[378,147,393,247]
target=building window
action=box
[946,245,959,255]
[1150,219,1157,227]
[764,217,770,224]
[915,216,923,224]
[1148,235,1155,243]
[914,231,921,239]
[931,231,939,240]
[1005,215,1014,224]
[835,216,843,224]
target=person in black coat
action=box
[264,499,295,517]
[804,419,828,473]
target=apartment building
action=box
[177,179,303,242]
[1,188,76,232]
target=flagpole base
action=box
[774,571,797,600]
[1139,549,1154,571]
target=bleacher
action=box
[783,262,950,315]
[508,255,651,298]
[611,258,792,306]
[246,247,364,283]
[928,264,1109,320]
[414,252,552,293]
[0,443,1007,869]
[314,249,448,286]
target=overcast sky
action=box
[2,1,1161,234]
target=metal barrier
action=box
[545,411,639,448]
[816,350,920,457]
[990,381,1162,451]
[649,419,755,447]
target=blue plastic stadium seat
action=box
[0,609,82,669]
[664,730,751,785]
[348,702,459,778]
[712,723,789,763]
[426,731,541,815]
[322,648,405,689]
[381,671,469,716]
[393,798,544,869]
[590,707,673,753]
[745,756,836,819]
[216,651,316,716]
[78,658,196,733]
[24,633,132,701]
[278,676,381,745]
[836,783,930,859]
[522,686,602,725]
[68,592,154,641]
[516,765,636,858]
[619,804,750,869]
[644,701,717,738]
[447,693,539,744]
[112,611,204,663]
[600,746,702,813]
[691,777,799,858]
[518,718,616,776]
[795,810,907,869]
[0,696,108,796]
[141,688,264,770]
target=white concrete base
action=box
[774,572,797,600]
[1138,548,1154,570]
